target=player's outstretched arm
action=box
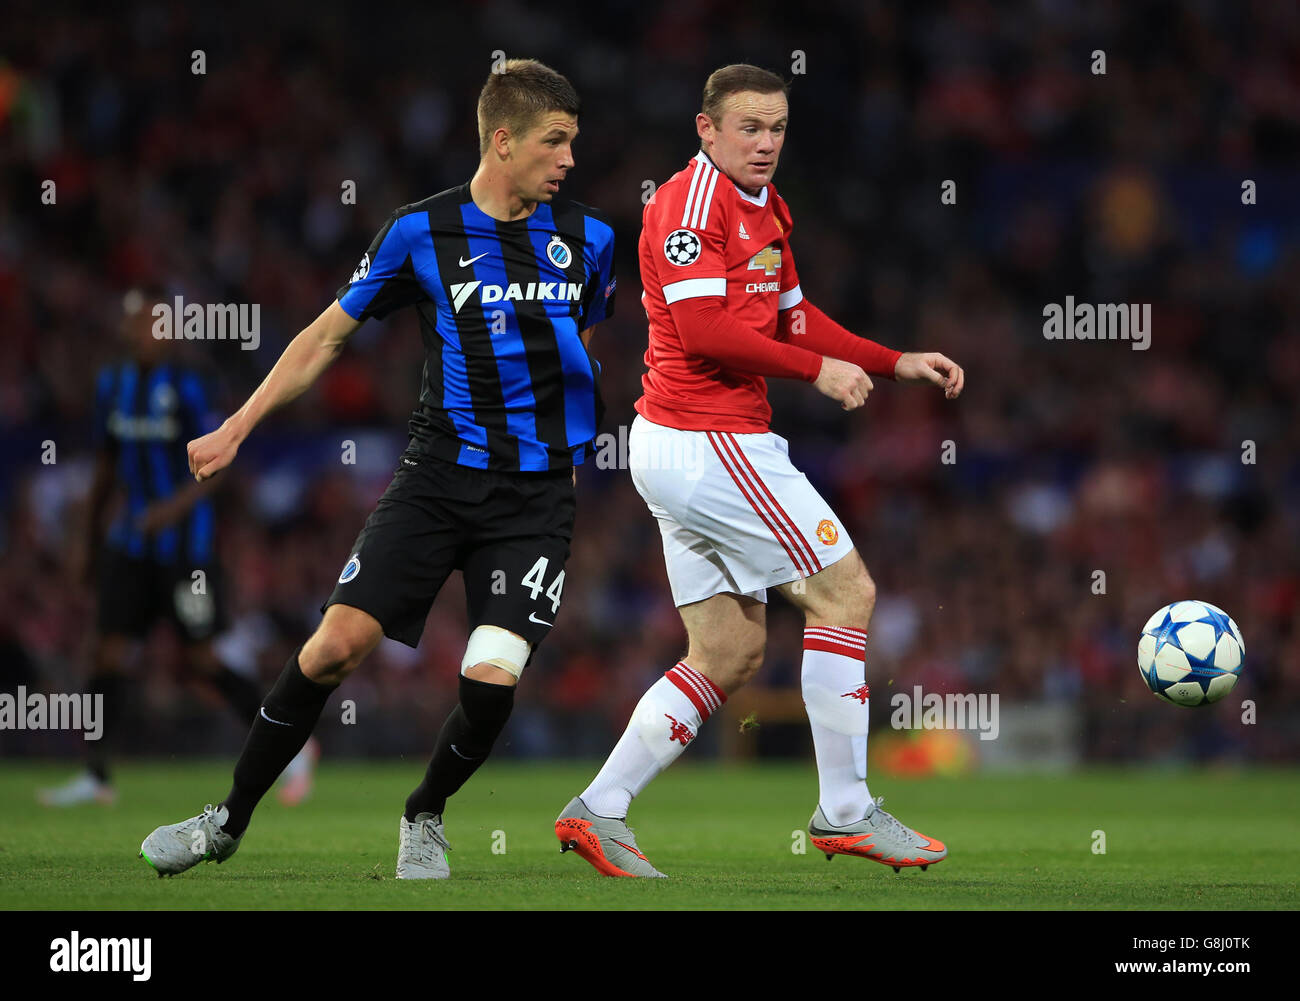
[813,357,875,411]
[188,300,362,481]
[778,300,963,402]
[778,299,900,378]
[893,351,965,400]
[672,297,823,380]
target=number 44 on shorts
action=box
[521,557,565,615]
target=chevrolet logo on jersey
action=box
[448,281,584,314]
[748,246,782,276]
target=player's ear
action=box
[491,125,512,161]
[695,112,714,146]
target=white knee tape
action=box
[803,679,870,736]
[461,625,531,680]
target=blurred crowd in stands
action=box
[2,1,1296,763]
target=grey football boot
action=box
[139,804,243,877]
[555,796,667,878]
[396,812,451,879]
[808,797,947,872]
[38,769,116,807]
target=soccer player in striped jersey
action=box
[40,287,316,806]
[141,59,615,879]
[556,65,963,877]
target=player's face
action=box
[119,290,164,363]
[698,91,787,195]
[511,113,578,204]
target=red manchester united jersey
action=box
[636,151,807,432]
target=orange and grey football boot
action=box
[809,797,946,872]
[555,796,667,878]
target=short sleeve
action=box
[581,215,617,330]
[336,212,428,321]
[648,165,729,305]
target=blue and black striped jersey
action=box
[336,184,616,472]
[93,362,219,565]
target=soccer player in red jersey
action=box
[556,64,964,877]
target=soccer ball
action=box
[1137,600,1244,707]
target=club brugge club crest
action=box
[547,235,572,268]
[338,554,361,583]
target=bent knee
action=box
[854,571,877,620]
[816,566,877,630]
[735,645,765,686]
[301,610,382,683]
[689,640,765,694]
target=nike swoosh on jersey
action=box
[459,251,490,267]
[528,612,554,626]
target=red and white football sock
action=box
[802,626,872,827]
[580,661,725,819]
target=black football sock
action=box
[87,673,129,784]
[404,674,515,821]
[219,647,335,838]
[210,664,263,724]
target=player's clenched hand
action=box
[814,357,873,411]
[894,351,964,399]
[188,419,241,482]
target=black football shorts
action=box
[322,449,575,652]
[97,549,227,643]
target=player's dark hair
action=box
[701,64,789,124]
[477,59,580,157]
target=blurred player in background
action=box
[140,59,615,879]
[41,286,317,807]
[556,64,964,877]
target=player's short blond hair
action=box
[477,59,580,157]
[701,64,789,124]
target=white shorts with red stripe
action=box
[629,414,855,606]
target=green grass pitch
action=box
[1,761,1296,910]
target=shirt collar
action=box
[693,150,769,207]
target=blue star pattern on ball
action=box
[1137,600,1245,707]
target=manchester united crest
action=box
[816,519,838,545]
